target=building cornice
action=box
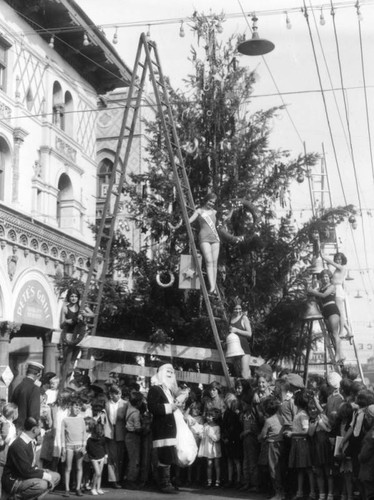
[0,204,93,264]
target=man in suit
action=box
[11,361,44,430]
[104,384,128,488]
[147,363,178,493]
[2,417,60,499]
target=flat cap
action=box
[286,373,305,388]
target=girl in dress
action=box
[322,252,351,339]
[198,408,222,487]
[185,402,204,485]
[308,399,334,500]
[284,390,315,500]
[189,192,220,293]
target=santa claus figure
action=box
[147,363,178,493]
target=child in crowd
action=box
[139,400,153,488]
[259,397,284,500]
[358,404,374,500]
[124,391,143,489]
[222,393,242,488]
[284,389,316,500]
[82,416,96,492]
[0,403,18,497]
[239,389,260,492]
[198,408,222,487]
[337,402,354,500]
[308,397,334,500]
[86,421,107,495]
[185,401,204,485]
[61,400,87,497]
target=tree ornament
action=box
[296,172,305,183]
[156,270,175,288]
[217,199,258,245]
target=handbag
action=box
[174,408,198,467]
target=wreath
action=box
[61,320,87,346]
[156,270,175,288]
[218,199,258,245]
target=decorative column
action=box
[12,127,29,202]
[42,330,57,374]
[0,322,21,402]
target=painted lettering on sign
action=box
[14,280,53,328]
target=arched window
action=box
[52,81,64,130]
[56,173,73,227]
[98,158,113,199]
[64,91,74,136]
[0,136,11,201]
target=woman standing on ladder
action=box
[189,193,220,293]
[229,302,253,379]
[321,251,352,339]
[307,269,343,363]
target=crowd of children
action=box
[1,365,374,500]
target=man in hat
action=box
[147,363,178,493]
[11,361,44,430]
[2,417,60,499]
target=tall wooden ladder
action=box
[60,33,232,387]
[306,146,364,381]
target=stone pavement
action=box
[45,485,262,500]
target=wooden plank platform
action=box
[76,359,232,386]
[53,331,264,386]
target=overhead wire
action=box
[301,1,348,205]
[14,0,374,36]
[11,7,129,88]
[329,0,372,288]
[308,1,351,155]
[306,0,374,297]
[236,0,304,145]
[355,1,374,185]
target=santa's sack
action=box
[174,408,198,467]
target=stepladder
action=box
[59,33,232,388]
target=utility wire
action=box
[12,7,129,88]
[236,0,304,145]
[15,0,374,35]
[308,1,351,155]
[329,0,371,278]
[302,2,347,205]
[356,2,374,186]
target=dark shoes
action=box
[76,490,83,497]
[124,481,138,490]
[160,484,177,494]
[112,482,122,489]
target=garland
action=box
[218,199,258,244]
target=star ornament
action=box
[183,268,196,280]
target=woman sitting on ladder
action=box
[189,192,220,293]
[307,269,343,363]
[321,251,352,339]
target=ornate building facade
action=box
[0,0,131,400]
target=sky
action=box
[76,0,374,362]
